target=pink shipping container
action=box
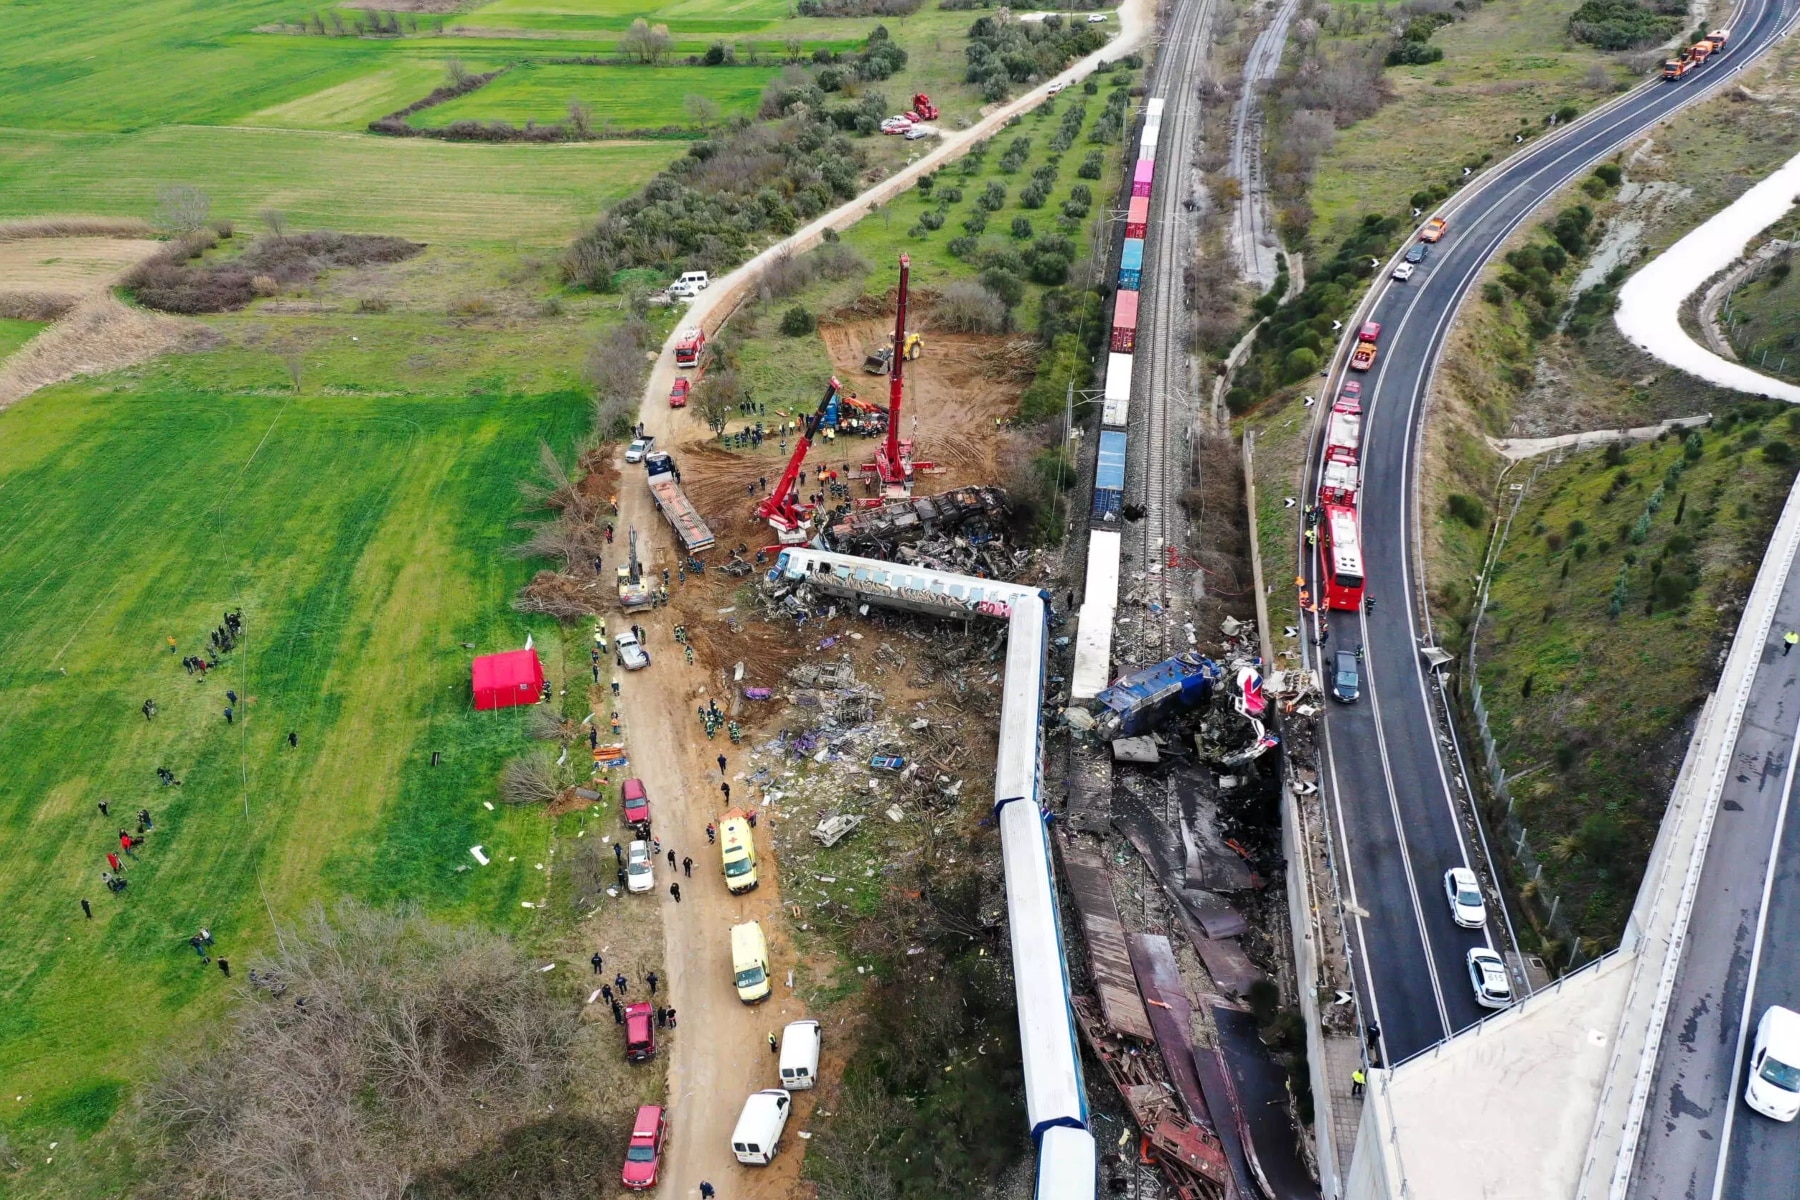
[1109,290,1139,353]
[1132,160,1154,197]
[1126,196,1150,240]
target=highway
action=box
[1625,531,1800,1198]
[1303,0,1800,1069]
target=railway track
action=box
[1134,0,1213,642]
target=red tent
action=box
[472,649,544,711]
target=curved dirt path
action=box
[613,7,1154,1199]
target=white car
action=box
[1391,261,1415,282]
[1745,1005,1800,1121]
[1467,948,1513,1011]
[626,839,655,893]
[1087,12,1107,20]
[625,436,654,464]
[1047,81,1068,95]
[615,629,650,671]
[667,280,699,299]
[904,125,932,140]
[1443,867,1487,929]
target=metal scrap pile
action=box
[824,485,1009,557]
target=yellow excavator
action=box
[863,331,922,374]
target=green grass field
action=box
[0,126,675,246]
[420,63,782,130]
[0,358,591,1166]
[1307,0,1621,251]
[0,319,45,361]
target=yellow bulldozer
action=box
[862,331,922,374]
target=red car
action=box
[621,777,650,830]
[624,1001,657,1062]
[1337,380,1361,403]
[621,1103,666,1190]
[669,378,690,408]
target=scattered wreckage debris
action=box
[824,485,1010,558]
[1074,995,1232,1200]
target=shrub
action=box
[962,211,988,235]
[920,210,946,230]
[1019,183,1049,209]
[977,181,1007,211]
[1010,216,1033,240]
[1283,346,1319,379]
[1447,493,1485,528]
[947,235,978,258]
[1592,162,1623,187]
[1568,0,1681,49]
[780,305,816,335]
[934,280,1009,332]
[127,231,424,315]
[1764,440,1794,464]
[565,112,862,285]
[1386,39,1443,65]
[1026,250,1069,286]
[979,267,1024,308]
[140,904,584,1199]
[939,185,965,204]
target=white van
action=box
[731,921,772,1003]
[677,270,709,292]
[730,1088,791,1164]
[1745,1005,1800,1121]
[778,1019,821,1090]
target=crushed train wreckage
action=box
[824,485,1009,558]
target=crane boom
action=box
[756,377,843,536]
[874,254,916,494]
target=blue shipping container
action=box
[1091,431,1128,522]
[1119,239,1144,291]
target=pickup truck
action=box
[643,451,716,554]
[1419,216,1448,243]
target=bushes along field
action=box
[126,231,424,314]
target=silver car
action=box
[625,436,654,464]
[615,629,650,671]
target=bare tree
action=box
[683,93,722,126]
[152,185,212,236]
[618,18,673,64]
[499,750,568,805]
[444,57,471,87]
[932,281,1008,333]
[566,98,594,137]
[260,209,288,240]
[139,902,580,1200]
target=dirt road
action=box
[613,7,1157,1195]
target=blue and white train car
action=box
[1092,430,1127,523]
[1102,352,1133,428]
[1119,237,1144,290]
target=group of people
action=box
[93,799,156,898]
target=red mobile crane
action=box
[867,254,928,497]
[755,377,843,542]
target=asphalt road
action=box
[1306,0,1800,1069]
[1626,534,1800,1198]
